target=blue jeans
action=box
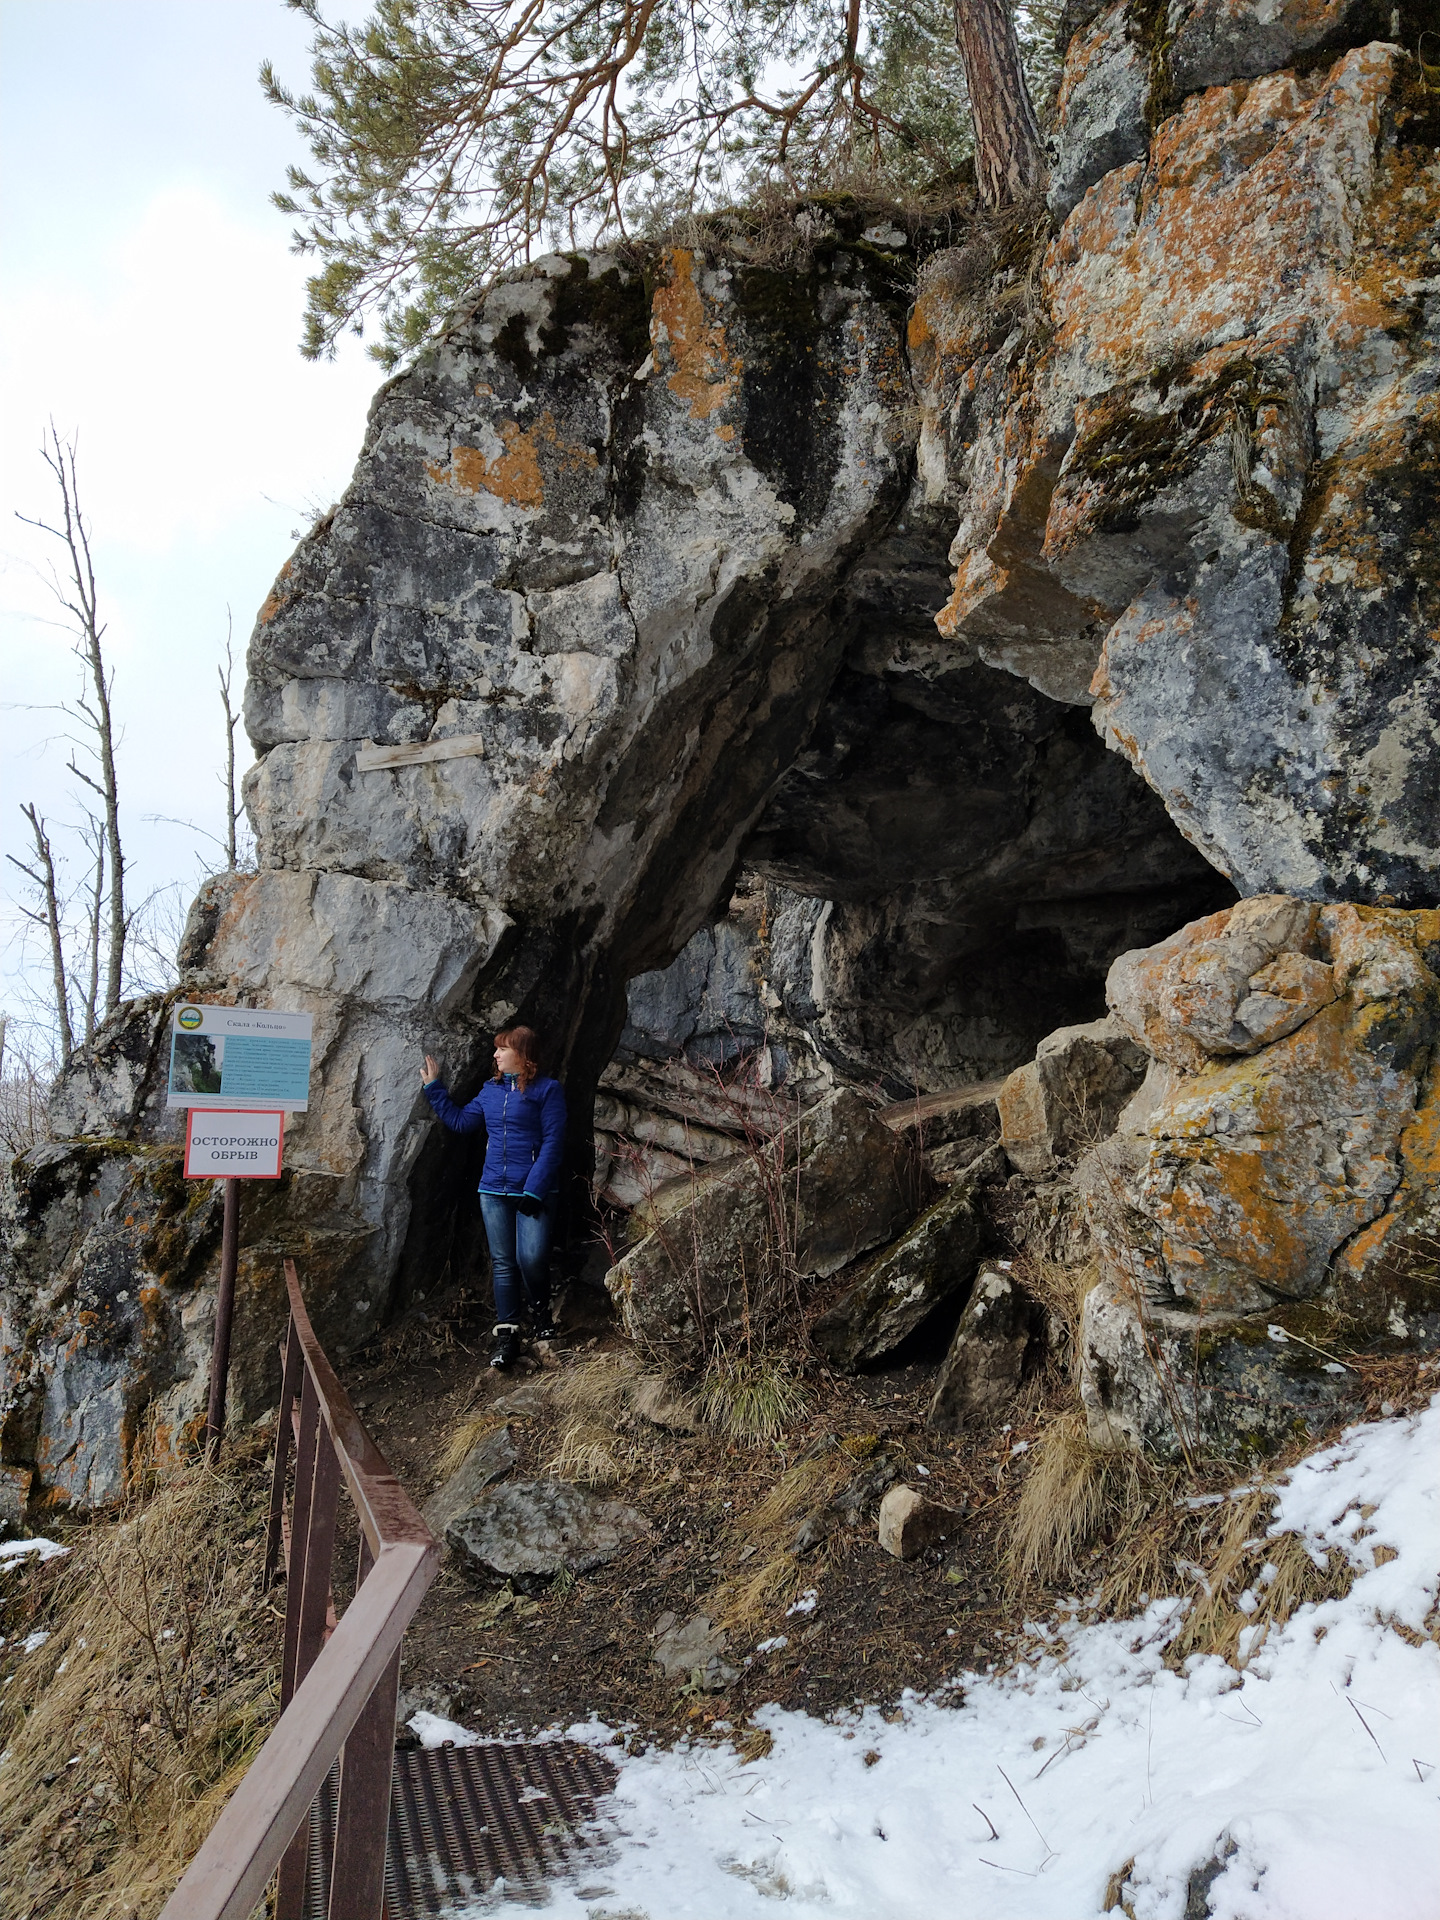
[479,1191,557,1323]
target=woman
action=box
[421,1027,567,1370]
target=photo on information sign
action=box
[169,1033,224,1095]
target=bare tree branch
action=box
[8,804,74,1064]
[16,428,127,1017]
[217,612,242,871]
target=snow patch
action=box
[437,1399,1440,1918]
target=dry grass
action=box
[716,1551,808,1634]
[740,1454,850,1542]
[1016,1256,1099,1378]
[0,1438,280,1920]
[544,1419,651,1487]
[551,1349,639,1424]
[1006,1408,1159,1595]
[1005,1405,1362,1670]
[434,1409,512,1482]
[696,1351,811,1446]
[1167,1491,1358,1669]
[541,1349,664,1485]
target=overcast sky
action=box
[1,0,377,1050]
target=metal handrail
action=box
[160,1259,440,1920]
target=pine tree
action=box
[264,0,1057,364]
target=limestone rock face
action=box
[1048,1,1150,221]
[811,1175,989,1370]
[605,1088,923,1359]
[1167,0,1383,97]
[998,1016,1148,1177]
[922,36,1440,905]
[8,7,1440,1511]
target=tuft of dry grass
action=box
[0,1438,280,1920]
[740,1455,849,1542]
[435,1410,511,1482]
[540,1349,671,1484]
[697,1352,810,1446]
[716,1551,807,1634]
[544,1418,651,1486]
[1005,1406,1362,1670]
[1005,1407,1156,1594]
[551,1348,639,1424]
[1016,1256,1099,1378]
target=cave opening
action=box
[585,507,1236,1231]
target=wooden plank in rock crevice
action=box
[355,734,486,772]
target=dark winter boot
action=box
[489,1323,521,1370]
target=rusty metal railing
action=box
[160,1258,440,1920]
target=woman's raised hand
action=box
[422,1053,441,1085]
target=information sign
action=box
[166,1004,312,1111]
[184,1110,285,1179]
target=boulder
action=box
[446,1479,650,1589]
[1106,895,1331,1073]
[650,1613,738,1690]
[879,1081,1004,1153]
[1078,1270,1364,1461]
[998,1017,1147,1177]
[1081,903,1440,1316]
[877,1485,967,1560]
[422,1424,516,1538]
[926,1269,1040,1431]
[810,1176,990,1370]
[605,1089,924,1360]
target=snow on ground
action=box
[0,1538,66,1566]
[414,1399,1440,1920]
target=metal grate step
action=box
[303,1739,619,1917]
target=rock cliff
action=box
[3,2,1436,1506]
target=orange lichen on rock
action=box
[428,421,546,508]
[426,411,599,511]
[1089,898,1440,1312]
[257,558,294,626]
[651,248,742,423]
[1046,45,1399,379]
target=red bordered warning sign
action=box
[184,1109,285,1179]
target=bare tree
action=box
[954,0,1048,207]
[8,804,75,1064]
[17,429,126,1019]
[217,616,243,871]
[78,811,106,1045]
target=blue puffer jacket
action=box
[424,1073,567,1197]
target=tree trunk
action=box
[953,0,1048,208]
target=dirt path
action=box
[347,1293,1045,1749]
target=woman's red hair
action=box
[493,1026,543,1090]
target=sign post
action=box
[167,1004,312,1460]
